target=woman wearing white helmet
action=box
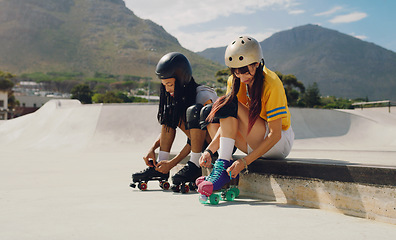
[196,36,294,197]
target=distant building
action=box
[11,81,71,118]
[12,95,66,118]
[16,95,56,108]
[0,90,8,120]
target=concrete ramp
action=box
[291,108,352,139]
[1,100,395,153]
[0,100,186,152]
[291,107,396,151]
[1,99,395,167]
[0,100,101,151]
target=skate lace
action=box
[179,164,190,174]
[138,167,151,173]
[206,161,231,183]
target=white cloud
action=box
[176,26,274,52]
[351,33,368,40]
[176,26,247,52]
[314,6,343,16]
[289,9,305,15]
[329,12,368,23]
[124,0,295,51]
[125,0,294,32]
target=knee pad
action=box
[186,104,204,130]
[199,103,219,130]
[215,97,238,120]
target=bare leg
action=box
[206,123,220,141]
[189,128,206,153]
[160,125,176,152]
[219,117,238,139]
[236,101,267,151]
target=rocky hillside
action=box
[198,24,396,101]
[0,0,222,83]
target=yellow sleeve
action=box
[260,68,291,130]
[226,75,233,95]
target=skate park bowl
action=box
[0,99,395,226]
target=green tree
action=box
[71,84,93,104]
[101,91,123,103]
[321,96,353,109]
[0,71,14,90]
[92,93,104,103]
[0,71,17,110]
[276,72,305,107]
[215,68,231,85]
[92,91,124,103]
[302,82,321,108]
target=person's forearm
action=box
[149,134,161,152]
[206,127,221,153]
[169,143,191,167]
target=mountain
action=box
[198,24,396,101]
[0,0,223,83]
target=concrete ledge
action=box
[246,158,396,186]
[238,158,396,225]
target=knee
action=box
[186,104,203,130]
[215,97,238,120]
[199,103,219,130]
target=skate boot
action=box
[195,176,206,187]
[198,159,233,196]
[171,161,202,193]
[130,161,170,191]
[197,159,239,205]
[196,146,237,187]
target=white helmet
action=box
[225,36,264,68]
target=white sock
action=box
[218,137,235,161]
[157,150,170,163]
[189,152,201,167]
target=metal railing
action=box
[352,100,394,113]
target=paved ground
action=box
[1,149,396,240]
[0,100,395,239]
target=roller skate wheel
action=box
[162,181,170,190]
[199,194,208,204]
[138,182,148,191]
[171,184,180,192]
[159,181,170,190]
[225,190,236,201]
[230,187,240,197]
[188,182,197,191]
[209,194,220,205]
[181,184,190,194]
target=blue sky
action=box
[125,0,396,53]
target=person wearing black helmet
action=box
[131,52,218,192]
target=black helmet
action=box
[155,52,192,86]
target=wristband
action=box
[240,158,249,174]
[204,149,214,159]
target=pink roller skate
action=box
[197,159,239,205]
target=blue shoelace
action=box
[206,160,232,183]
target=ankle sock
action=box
[157,150,170,163]
[189,152,201,167]
[218,137,235,161]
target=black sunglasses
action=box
[232,66,250,75]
